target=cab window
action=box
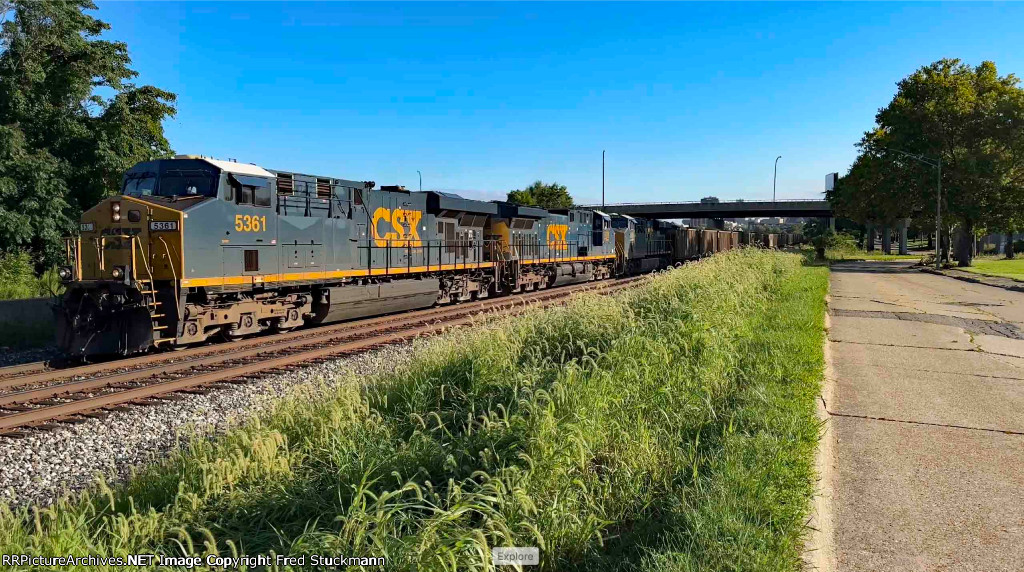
[123,175,157,195]
[231,175,271,207]
[236,183,253,205]
[254,186,271,207]
[159,170,218,197]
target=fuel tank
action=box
[308,279,441,324]
[550,263,593,287]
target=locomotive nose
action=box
[58,194,185,357]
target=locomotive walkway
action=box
[815,261,1024,571]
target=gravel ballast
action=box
[0,346,58,368]
[0,342,420,509]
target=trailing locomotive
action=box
[56,154,794,357]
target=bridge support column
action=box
[829,217,836,232]
[865,222,875,252]
[899,219,909,255]
[882,225,892,254]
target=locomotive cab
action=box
[57,156,276,356]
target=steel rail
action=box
[0,282,629,407]
[0,277,642,391]
[0,279,641,433]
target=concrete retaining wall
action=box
[0,297,55,347]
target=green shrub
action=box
[0,252,42,300]
[37,265,65,297]
[827,231,859,252]
[0,252,63,300]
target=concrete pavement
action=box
[815,261,1024,571]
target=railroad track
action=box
[0,276,644,436]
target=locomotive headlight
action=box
[111,266,125,280]
[112,212,121,222]
[57,266,72,281]
[111,202,121,222]
[112,202,121,213]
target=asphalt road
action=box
[824,261,1024,571]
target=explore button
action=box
[492,547,539,566]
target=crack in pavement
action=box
[841,363,1024,381]
[830,308,1024,340]
[829,339,1024,366]
[825,409,1024,437]
[827,339,980,352]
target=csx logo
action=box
[546,224,569,250]
[372,207,424,248]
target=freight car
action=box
[56,155,624,357]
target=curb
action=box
[804,295,836,572]
[919,267,1024,293]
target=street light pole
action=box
[417,170,422,193]
[773,155,782,202]
[602,150,606,211]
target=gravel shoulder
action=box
[0,341,420,509]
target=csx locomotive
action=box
[56,155,780,357]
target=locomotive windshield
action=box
[123,169,218,198]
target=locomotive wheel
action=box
[274,310,301,332]
[220,328,246,341]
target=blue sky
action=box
[94,1,1024,205]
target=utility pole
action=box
[773,155,782,202]
[602,150,606,210]
[936,156,942,269]
[417,170,422,193]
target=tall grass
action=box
[0,249,828,571]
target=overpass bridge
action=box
[580,199,832,220]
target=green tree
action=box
[0,0,176,265]
[829,59,1024,266]
[506,181,574,210]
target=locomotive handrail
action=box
[133,235,155,285]
[64,236,82,282]
[357,239,500,274]
[352,237,602,275]
[156,235,181,322]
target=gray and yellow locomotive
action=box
[57,155,623,357]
